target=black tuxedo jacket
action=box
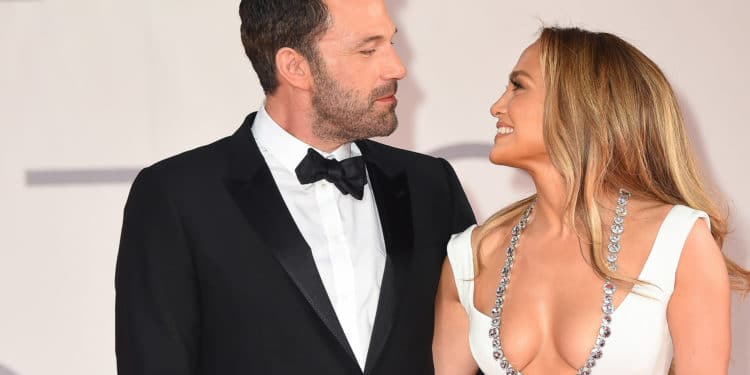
[115,113,475,374]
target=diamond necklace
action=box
[488,189,631,375]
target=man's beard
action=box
[310,65,399,143]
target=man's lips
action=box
[375,94,397,104]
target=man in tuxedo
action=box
[115,0,475,373]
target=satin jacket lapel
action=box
[224,113,357,363]
[358,141,415,375]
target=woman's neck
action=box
[526,164,575,238]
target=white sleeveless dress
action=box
[446,205,709,375]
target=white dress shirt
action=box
[251,106,387,370]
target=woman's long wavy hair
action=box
[478,27,750,293]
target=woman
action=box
[433,27,750,375]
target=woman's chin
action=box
[488,150,516,167]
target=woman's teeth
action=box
[497,127,514,135]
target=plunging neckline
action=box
[449,204,710,375]
[469,204,680,323]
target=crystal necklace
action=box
[488,189,631,375]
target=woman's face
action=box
[489,41,547,169]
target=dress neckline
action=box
[469,204,682,321]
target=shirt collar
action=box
[251,105,361,177]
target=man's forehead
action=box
[325,0,388,16]
[322,0,396,38]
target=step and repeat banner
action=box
[1,0,748,374]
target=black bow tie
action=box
[295,148,368,200]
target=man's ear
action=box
[275,47,313,91]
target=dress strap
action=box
[446,224,478,314]
[633,205,710,299]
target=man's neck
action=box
[264,94,345,153]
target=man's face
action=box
[309,0,407,143]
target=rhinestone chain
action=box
[488,189,631,375]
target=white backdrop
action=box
[0,1,748,374]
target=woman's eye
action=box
[510,79,523,90]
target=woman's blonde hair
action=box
[479,26,750,292]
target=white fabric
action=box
[251,106,387,370]
[447,205,709,374]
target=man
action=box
[115,0,475,374]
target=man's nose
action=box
[383,47,407,80]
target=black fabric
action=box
[295,148,367,199]
[115,112,477,375]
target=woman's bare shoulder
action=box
[622,197,673,222]
[472,221,513,262]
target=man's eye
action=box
[360,49,376,55]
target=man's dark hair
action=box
[239,0,330,94]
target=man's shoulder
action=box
[141,113,257,181]
[137,134,236,186]
[358,139,444,166]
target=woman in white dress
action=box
[433,27,750,375]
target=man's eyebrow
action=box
[353,27,398,49]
